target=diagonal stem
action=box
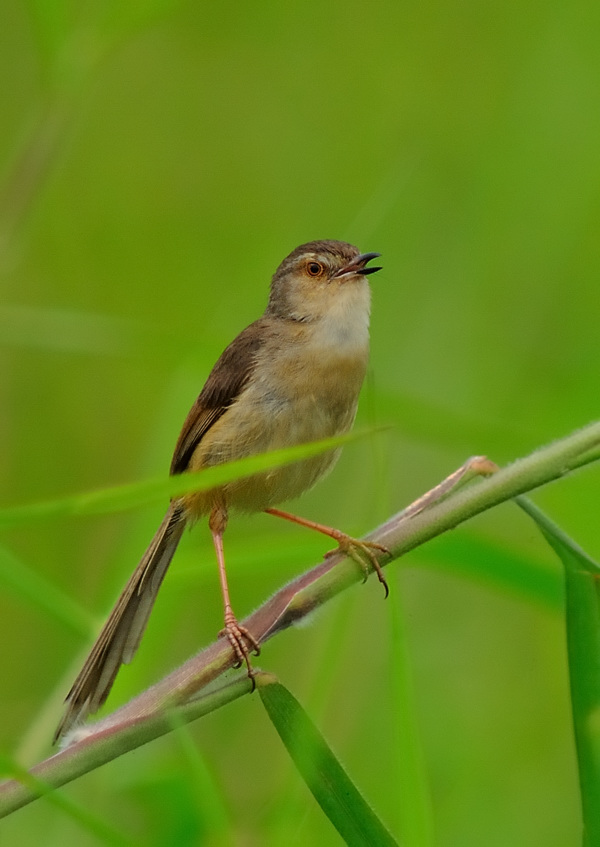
[1,419,600,817]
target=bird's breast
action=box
[185,326,369,515]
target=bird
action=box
[55,239,386,741]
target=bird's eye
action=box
[306,261,323,277]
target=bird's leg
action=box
[210,505,260,681]
[264,458,498,599]
[265,507,390,597]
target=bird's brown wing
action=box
[170,319,268,475]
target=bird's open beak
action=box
[333,252,382,279]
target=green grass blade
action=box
[0,753,138,846]
[516,496,600,846]
[0,543,93,636]
[258,678,399,847]
[413,532,564,611]
[0,430,372,530]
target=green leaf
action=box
[516,496,600,846]
[259,678,399,847]
[0,430,372,530]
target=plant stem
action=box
[1,419,600,817]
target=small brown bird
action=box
[55,239,385,741]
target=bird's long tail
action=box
[54,502,186,742]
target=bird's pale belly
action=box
[184,350,365,516]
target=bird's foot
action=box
[219,612,261,687]
[325,532,391,598]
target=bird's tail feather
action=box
[54,502,186,742]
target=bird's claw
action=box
[219,615,261,688]
[325,534,391,598]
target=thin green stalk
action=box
[166,714,234,847]
[389,581,435,847]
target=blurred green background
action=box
[1,0,599,844]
